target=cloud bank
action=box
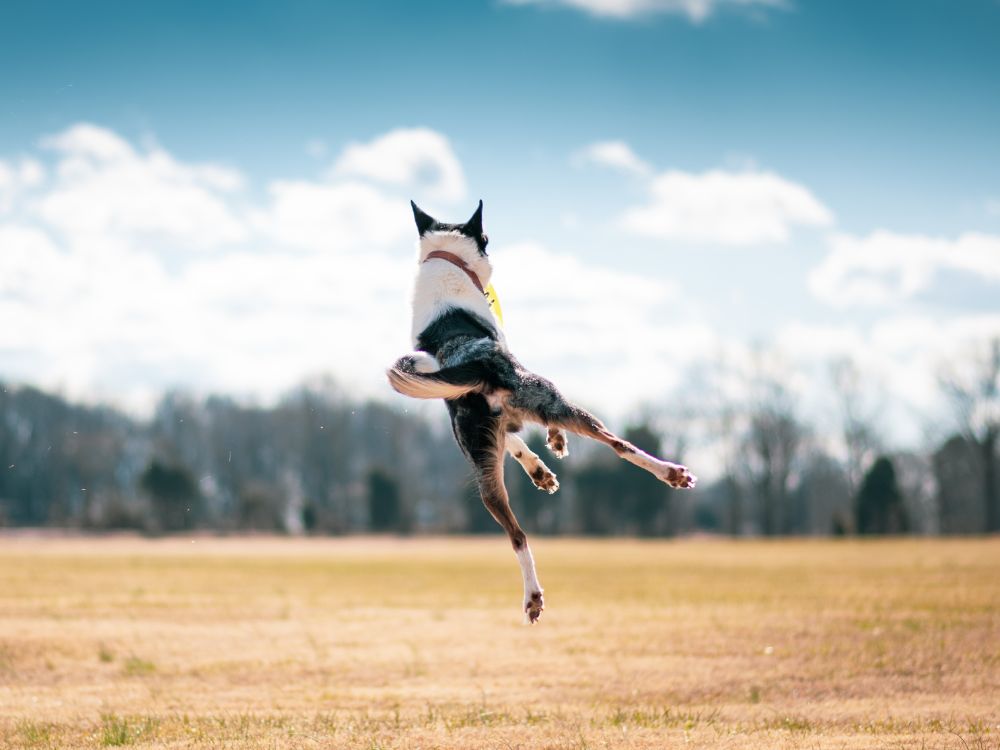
[2,123,998,455]
[0,123,695,418]
[808,231,1000,307]
[331,128,467,203]
[580,139,833,245]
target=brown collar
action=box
[423,250,485,295]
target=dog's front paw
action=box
[658,463,697,490]
[546,428,568,459]
[529,462,559,494]
[523,590,544,624]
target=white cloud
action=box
[0,123,434,411]
[331,127,466,203]
[491,242,721,413]
[40,123,135,161]
[621,167,833,245]
[575,140,651,176]
[3,123,709,418]
[774,323,867,363]
[257,179,410,252]
[580,139,832,245]
[808,231,1000,307]
[0,231,415,410]
[0,157,45,212]
[504,0,786,23]
[36,123,247,248]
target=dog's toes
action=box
[530,463,560,494]
[523,590,544,624]
[546,429,568,459]
[660,463,697,490]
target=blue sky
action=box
[1,0,999,462]
[4,0,998,221]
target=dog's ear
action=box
[462,200,484,237]
[411,201,436,236]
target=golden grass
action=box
[0,535,997,748]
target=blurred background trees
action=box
[1,338,998,537]
[939,339,1000,533]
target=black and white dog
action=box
[387,201,696,623]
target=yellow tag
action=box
[485,283,504,327]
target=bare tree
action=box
[679,353,807,537]
[670,356,750,536]
[742,364,808,536]
[893,451,937,535]
[939,338,1000,532]
[830,357,882,500]
[795,451,850,534]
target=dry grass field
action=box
[0,535,997,749]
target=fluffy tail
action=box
[386,353,485,400]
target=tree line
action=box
[1,339,997,537]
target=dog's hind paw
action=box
[393,351,439,374]
[546,428,568,459]
[658,463,697,490]
[529,462,559,494]
[523,590,544,624]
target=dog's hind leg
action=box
[563,407,695,488]
[505,434,559,494]
[396,351,440,373]
[513,376,696,490]
[477,456,545,624]
[476,447,544,623]
[455,406,544,623]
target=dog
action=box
[387,200,696,623]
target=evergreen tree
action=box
[367,467,402,532]
[140,460,200,532]
[855,456,907,535]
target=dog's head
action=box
[410,200,492,284]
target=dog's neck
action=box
[423,250,485,295]
[417,231,492,288]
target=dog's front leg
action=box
[546,427,569,458]
[505,434,559,494]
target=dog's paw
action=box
[658,462,697,490]
[411,351,440,373]
[529,462,559,494]
[546,428,568,459]
[523,590,544,625]
[394,352,440,374]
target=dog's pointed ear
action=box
[462,200,484,237]
[411,200,436,236]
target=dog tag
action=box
[485,283,504,327]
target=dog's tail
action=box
[386,353,485,400]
